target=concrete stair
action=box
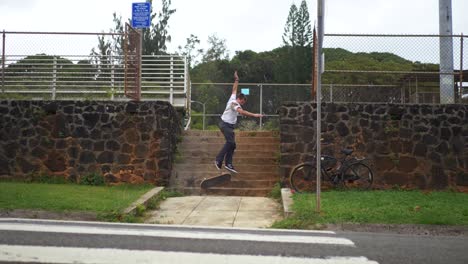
[170,130,280,196]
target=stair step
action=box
[218,179,277,188]
[175,164,278,173]
[173,171,279,181]
[177,187,273,197]
[173,129,281,196]
[175,156,279,165]
[182,136,279,144]
[183,130,279,137]
[178,150,278,158]
[185,179,277,188]
[203,187,273,197]
[180,143,279,152]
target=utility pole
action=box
[439,0,454,103]
[316,0,325,213]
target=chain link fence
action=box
[323,34,468,104]
[190,34,467,130]
[2,32,467,130]
[190,83,308,131]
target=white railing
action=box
[1,54,189,108]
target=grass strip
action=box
[0,182,153,213]
[272,190,468,229]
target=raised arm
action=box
[231,70,239,95]
[237,108,263,118]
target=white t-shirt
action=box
[221,94,242,124]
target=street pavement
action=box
[1,218,467,264]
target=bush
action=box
[268,182,282,200]
[21,173,70,184]
[263,119,279,131]
[79,172,105,186]
[238,119,259,131]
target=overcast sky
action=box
[1,0,467,58]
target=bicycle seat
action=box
[341,149,354,155]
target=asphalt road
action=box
[0,218,466,264]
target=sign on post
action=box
[241,88,250,95]
[132,2,151,29]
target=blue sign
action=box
[132,2,151,28]
[241,88,250,95]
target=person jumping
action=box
[215,71,263,174]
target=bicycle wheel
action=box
[289,163,317,193]
[341,162,373,190]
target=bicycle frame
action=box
[310,152,359,184]
[289,148,374,193]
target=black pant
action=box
[216,121,236,166]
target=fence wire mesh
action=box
[323,34,468,104]
[1,32,467,113]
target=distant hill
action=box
[190,47,438,85]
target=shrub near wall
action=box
[279,102,468,190]
[0,100,181,185]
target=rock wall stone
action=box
[0,100,181,185]
[279,102,468,190]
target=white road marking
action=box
[0,223,355,246]
[0,245,379,264]
[0,218,337,234]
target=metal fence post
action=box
[184,56,188,109]
[2,30,5,93]
[52,56,57,100]
[170,55,174,104]
[111,54,115,100]
[415,77,419,104]
[330,84,333,102]
[460,34,464,101]
[259,83,263,130]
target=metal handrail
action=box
[1,54,189,107]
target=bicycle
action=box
[289,148,373,193]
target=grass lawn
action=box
[272,190,468,229]
[0,182,154,213]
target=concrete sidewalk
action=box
[145,196,283,228]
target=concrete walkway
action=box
[145,196,283,228]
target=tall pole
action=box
[439,0,454,103]
[460,34,464,101]
[2,30,5,93]
[202,103,205,131]
[259,84,263,130]
[316,0,325,213]
[312,28,317,101]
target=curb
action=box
[123,187,164,215]
[280,188,294,217]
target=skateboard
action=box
[200,173,231,189]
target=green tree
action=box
[91,35,112,83]
[141,0,176,55]
[282,3,298,47]
[282,0,312,48]
[202,34,230,63]
[296,0,313,47]
[280,1,313,83]
[110,12,125,58]
[178,34,203,69]
[102,0,176,56]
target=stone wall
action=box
[0,100,181,185]
[279,102,468,190]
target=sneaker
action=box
[215,160,222,170]
[224,164,238,174]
